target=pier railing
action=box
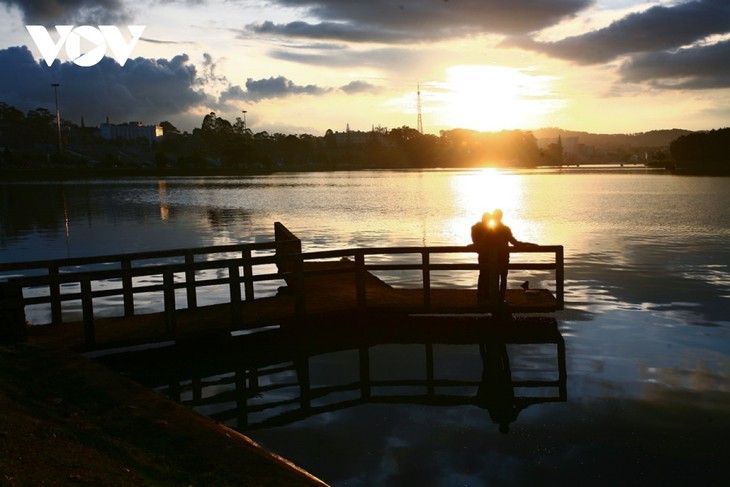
[0,223,563,347]
[306,244,564,311]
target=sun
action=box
[436,65,562,132]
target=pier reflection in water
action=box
[98,316,566,436]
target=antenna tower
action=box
[416,83,423,134]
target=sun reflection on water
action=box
[445,168,528,243]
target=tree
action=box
[0,102,26,149]
[159,121,179,136]
[26,107,56,145]
[670,128,730,172]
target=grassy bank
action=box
[0,340,327,486]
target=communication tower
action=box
[417,83,423,134]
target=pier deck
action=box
[4,223,563,351]
[29,261,558,350]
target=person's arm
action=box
[507,228,537,248]
[506,228,520,246]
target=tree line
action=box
[670,128,730,173]
[7,100,727,173]
[0,102,562,171]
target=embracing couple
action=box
[471,209,536,305]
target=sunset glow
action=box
[446,168,527,242]
[437,65,563,132]
[1,0,728,134]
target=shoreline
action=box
[0,337,328,486]
[2,163,722,182]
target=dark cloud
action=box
[217,77,380,105]
[246,0,591,43]
[244,75,331,101]
[217,84,247,104]
[620,39,730,89]
[0,0,130,23]
[505,0,730,64]
[340,80,382,94]
[0,45,207,125]
[248,20,408,44]
[269,46,428,71]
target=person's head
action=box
[482,212,491,224]
[493,208,503,222]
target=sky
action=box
[1,0,729,136]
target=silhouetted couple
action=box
[471,209,534,305]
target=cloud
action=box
[246,0,591,43]
[620,39,730,89]
[505,0,730,64]
[0,0,130,23]
[268,46,429,72]
[244,75,331,100]
[340,80,382,94]
[219,75,331,103]
[217,76,381,107]
[248,20,408,44]
[0,45,207,125]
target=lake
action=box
[1,168,729,486]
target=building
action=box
[100,122,163,143]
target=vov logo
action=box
[26,25,146,67]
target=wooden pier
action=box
[1,223,564,350]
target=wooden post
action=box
[422,251,431,308]
[192,375,202,402]
[274,222,302,289]
[425,343,434,395]
[235,369,249,428]
[49,264,62,325]
[229,264,242,326]
[121,257,134,317]
[556,246,565,310]
[80,278,95,346]
[557,335,567,401]
[296,357,311,409]
[184,251,197,310]
[0,281,27,343]
[294,254,305,318]
[163,269,176,336]
[487,249,499,307]
[359,346,370,399]
[168,375,181,402]
[248,368,259,392]
[356,252,366,310]
[242,249,254,302]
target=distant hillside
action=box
[532,128,694,148]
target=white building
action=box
[100,122,163,143]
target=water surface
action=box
[2,169,729,485]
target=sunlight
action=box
[436,65,562,132]
[444,168,529,243]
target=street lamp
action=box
[51,83,62,153]
[241,110,247,132]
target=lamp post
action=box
[241,110,247,132]
[51,83,62,153]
